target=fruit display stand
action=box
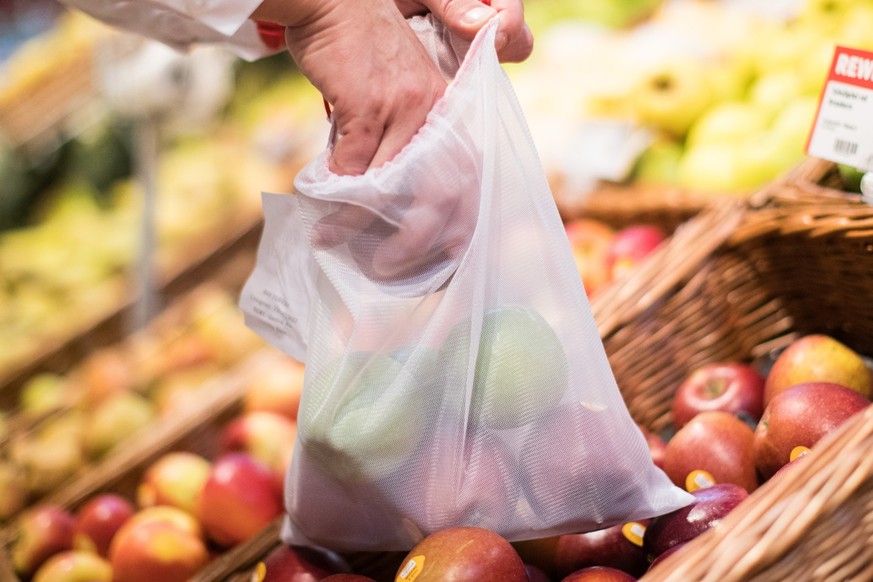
[0,207,264,399]
[0,283,267,523]
[588,182,873,578]
[520,0,872,232]
[0,346,294,581]
[0,8,329,396]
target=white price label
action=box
[807,46,873,172]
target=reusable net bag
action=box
[240,15,692,552]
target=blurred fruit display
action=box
[0,286,269,522]
[513,0,873,200]
[2,344,306,581]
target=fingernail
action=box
[462,5,495,25]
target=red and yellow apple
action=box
[643,483,748,561]
[196,452,283,548]
[754,381,870,479]
[12,504,78,578]
[662,410,759,493]
[219,411,297,486]
[671,362,765,429]
[31,550,112,582]
[764,335,873,404]
[108,518,209,582]
[136,451,212,515]
[253,544,351,582]
[564,218,615,297]
[73,493,136,557]
[560,566,638,582]
[395,527,528,582]
[244,357,306,421]
[514,521,648,579]
[606,225,665,282]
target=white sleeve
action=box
[58,0,279,61]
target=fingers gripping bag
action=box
[240,15,692,551]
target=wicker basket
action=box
[642,405,873,581]
[588,183,873,579]
[553,181,715,233]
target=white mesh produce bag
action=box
[240,15,692,552]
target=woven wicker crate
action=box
[643,405,873,581]
[553,181,713,233]
[588,185,873,579]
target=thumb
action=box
[428,0,497,41]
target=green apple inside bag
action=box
[443,305,569,429]
[299,352,426,484]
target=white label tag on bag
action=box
[806,45,873,172]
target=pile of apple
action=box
[507,333,871,581]
[251,333,872,582]
[0,288,265,522]
[564,218,666,298]
[7,353,306,582]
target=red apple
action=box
[31,550,112,582]
[606,224,665,281]
[136,451,212,515]
[219,411,297,486]
[396,431,518,533]
[112,505,203,544]
[253,544,351,581]
[71,348,135,405]
[525,564,552,582]
[764,335,873,404]
[395,527,528,581]
[145,333,215,377]
[519,406,663,528]
[768,447,812,484]
[514,522,648,579]
[108,519,209,582]
[643,483,748,560]
[196,452,283,547]
[73,493,136,557]
[564,218,615,297]
[638,425,666,470]
[662,411,759,493]
[671,363,765,429]
[560,566,637,581]
[754,381,870,479]
[11,504,78,577]
[244,357,306,421]
[645,541,688,572]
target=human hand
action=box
[395,0,533,63]
[252,0,528,286]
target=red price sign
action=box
[806,46,873,172]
